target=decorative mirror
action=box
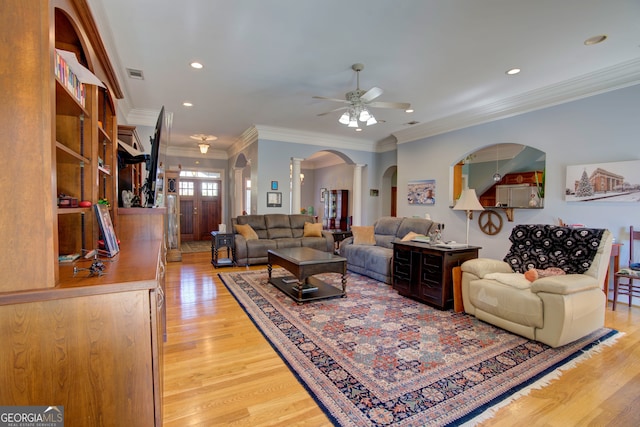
[452,143,546,220]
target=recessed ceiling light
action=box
[584,35,607,45]
[190,62,204,69]
[405,109,414,113]
[355,128,362,132]
[506,68,521,75]
[183,102,193,107]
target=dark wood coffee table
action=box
[267,247,347,303]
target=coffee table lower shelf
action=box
[269,276,345,303]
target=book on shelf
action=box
[58,253,80,264]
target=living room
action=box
[2,0,640,426]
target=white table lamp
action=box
[453,188,485,245]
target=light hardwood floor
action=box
[163,251,640,426]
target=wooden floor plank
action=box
[163,251,640,426]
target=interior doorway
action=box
[180,178,222,241]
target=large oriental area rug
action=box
[218,268,619,426]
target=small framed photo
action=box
[320,188,327,202]
[271,180,278,190]
[267,192,282,207]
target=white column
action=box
[234,168,243,217]
[353,164,365,226]
[291,157,303,214]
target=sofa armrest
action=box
[321,230,335,252]
[461,258,512,279]
[531,274,600,295]
[338,236,354,256]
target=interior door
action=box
[180,179,222,241]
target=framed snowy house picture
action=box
[565,160,640,202]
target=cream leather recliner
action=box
[461,225,613,348]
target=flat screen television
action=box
[142,106,166,207]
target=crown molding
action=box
[393,57,640,144]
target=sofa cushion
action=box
[265,214,293,239]
[303,222,323,237]
[484,272,531,289]
[236,215,269,239]
[396,217,435,239]
[352,226,376,245]
[504,225,605,274]
[374,216,403,236]
[469,279,543,328]
[289,214,315,238]
[235,223,259,240]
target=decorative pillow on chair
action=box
[303,222,323,237]
[401,231,419,241]
[351,226,376,245]
[234,223,259,240]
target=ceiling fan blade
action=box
[360,86,383,102]
[367,101,411,110]
[317,106,348,116]
[312,95,349,104]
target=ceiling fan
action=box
[313,63,411,127]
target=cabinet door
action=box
[419,253,443,303]
[392,246,412,294]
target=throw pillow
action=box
[303,222,323,237]
[235,223,259,240]
[351,225,376,245]
[401,231,419,241]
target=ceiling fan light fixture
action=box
[359,109,371,121]
[338,111,350,124]
[366,116,377,126]
[199,143,209,154]
[348,118,359,128]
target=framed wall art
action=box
[407,179,436,205]
[565,159,640,202]
[271,181,278,190]
[320,188,327,202]
[267,192,282,207]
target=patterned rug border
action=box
[219,269,621,426]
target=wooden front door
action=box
[180,179,222,241]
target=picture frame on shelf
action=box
[94,203,119,257]
[267,192,282,207]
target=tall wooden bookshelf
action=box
[0,1,165,424]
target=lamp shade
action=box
[199,143,209,154]
[453,189,484,212]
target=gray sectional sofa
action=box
[339,216,439,284]
[232,214,334,265]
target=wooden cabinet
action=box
[323,189,349,230]
[392,241,479,309]
[0,240,166,426]
[1,2,165,425]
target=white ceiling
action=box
[86,0,640,157]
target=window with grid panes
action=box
[179,181,194,196]
[201,181,218,197]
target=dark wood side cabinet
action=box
[392,241,480,310]
[211,231,235,267]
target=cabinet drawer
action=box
[394,262,411,280]
[420,280,442,301]
[217,237,234,246]
[422,254,442,269]
[394,248,412,263]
